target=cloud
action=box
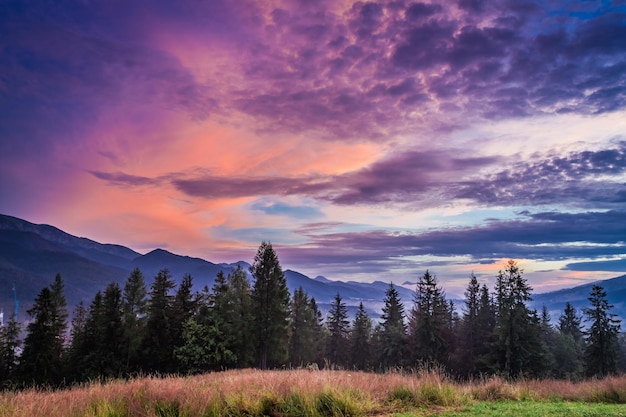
[89,171,160,188]
[91,141,626,212]
[455,141,626,208]
[278,210,626,270]
[563,259,626,272]
[224,0,626,140]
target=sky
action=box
[1,0,625,297]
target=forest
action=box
[0,242,624,389]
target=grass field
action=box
[0,369,624,417]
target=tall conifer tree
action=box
[250,242,290,369]
[289,287,318,366]
[19,277,68,387]
[325,293,350,367]
[350,302,372,370]
[409,271,449,366]
[494,260,544,378]
[122,268,148,372]
[379,283,407,369]
[584,285,621,377]
[143,269,176,373]
[0,313,21,385]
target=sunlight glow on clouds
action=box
[1,0,625,294]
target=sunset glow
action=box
[1,0,625,295]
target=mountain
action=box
[0,214,243,316]
[530,274,626,324]
[1,213,625,323]
[0,214,413,319]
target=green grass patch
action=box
[397,400,626,417]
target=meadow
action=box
[0,369,625,417]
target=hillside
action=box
[0,214,413,319]
[1,213,624,322]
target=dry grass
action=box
[0,369,624,417]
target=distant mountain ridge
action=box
[0,213,624,322]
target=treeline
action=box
[0,243,624,388]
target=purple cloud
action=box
[278,210,626,270]
[91,141,626,213]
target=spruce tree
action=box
[19,288,65,386]
[65,301,88,382]
[171,273,196,361]
[559,302,583,342]
[0,313,21,386]
[122,268,148,372]
[556,314,584,378]
[409,271,449,366]
[250,242,290,369]
[289,287,317,366]
[350,302,372,370]
[457,274,481,377]
[225,266,255,367]
[19,274,68,387]
[309,297,326,367]
[539,306,557,377]
[98,283,125,377]
[209,266,254,368]
[142,269,176,373]
[583,285,621,377]
[325,293,350,367]
[475,284,496,371]
[379,283,407,369]
[494,260,545,378]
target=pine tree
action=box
[583,285,621,377]
[122,268,148,372]
[408,271,449,366]
[350,302,372,370]
[457,274,481,377]
[142,269,176,373]
[325,293,350,367]
[476,284,496,369]
[72,283,126,380]
[493,260,545,378]
[209,266,254,368]
[0,313,21,386]
[226,266,255,367]
[379,283,407,369]
[250,242,290,369]
[559,302,583,342]
[19,274,68,386]
[289,287,318,366]
[19,289,64,386]
[50,273,69,359]
[309,297,326,367]
[539,306,557,377]
[171,273,196,364]
[65,301,88,382]
[98,283,125,377]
